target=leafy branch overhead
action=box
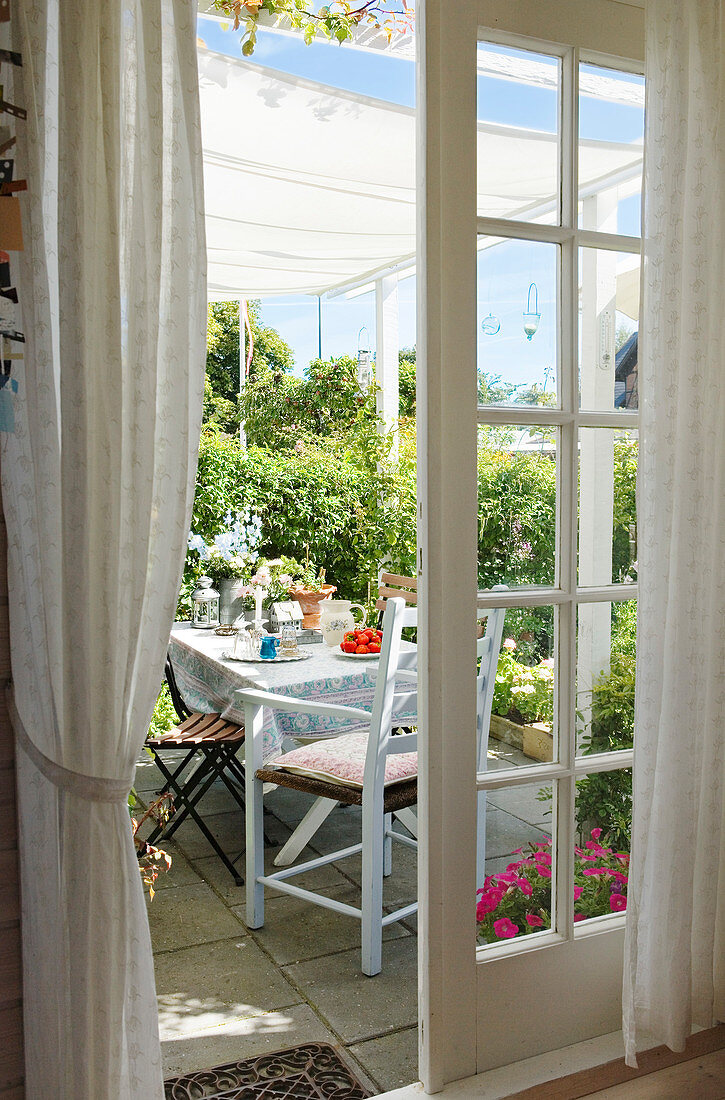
[211,0,414,56]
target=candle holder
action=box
[249,618,267,659]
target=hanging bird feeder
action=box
[523,283,541,341]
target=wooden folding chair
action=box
[375,571,417,628]
[144,656,246,884]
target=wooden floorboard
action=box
[589,1047,725,1098]
[508,1026,725,1099]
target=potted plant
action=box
[288,564,337,628]
[186,509,262,623]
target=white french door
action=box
[417,1,644,1090]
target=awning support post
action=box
[375,274,399,454]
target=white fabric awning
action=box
[200,46,643,299]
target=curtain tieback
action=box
[7,689,133,803]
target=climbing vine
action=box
[212,0,414,56]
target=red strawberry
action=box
[355,644,370,654]
[341,641,357,653]
[368,642,381,654]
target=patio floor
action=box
[134,738,551,1096]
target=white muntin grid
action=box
[474,33,641,956]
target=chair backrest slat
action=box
[386,732,417,755]
[375,572,418,615]
[391,690,417,717]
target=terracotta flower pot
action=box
[288,584,337,628]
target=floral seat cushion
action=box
[265,732,418,790]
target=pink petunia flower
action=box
[574,913,586,922]
[609,893,627,912]
[516,878,533,896]
[590,828,602,840]
[582,867,610,877]
[525,914,544,928]
[493,918,519,939]
[537,865,552,878]
[612,871,628,884]
[476,890,504,918]
[573,886,583,900]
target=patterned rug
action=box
[164,1043,373,1099]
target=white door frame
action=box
[416,1,644,1092]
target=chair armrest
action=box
[235,687,370,724]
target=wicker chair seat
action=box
[256,766,418,813]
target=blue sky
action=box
[199,16,643,393]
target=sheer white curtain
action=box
[2,1,205,1095]
[623,0,725,1067]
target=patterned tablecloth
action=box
[169,623,416,762]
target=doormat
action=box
[164,1042,373,1099]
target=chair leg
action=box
[273,796,339,867]
[476,789,487,889]
[245,706,266,929]
[383,812,393,877]
[361,796,384,976]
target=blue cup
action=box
[259,636,280,660]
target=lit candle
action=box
[254,585,264,622]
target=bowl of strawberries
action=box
[339,627,383,657]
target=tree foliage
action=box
[204,301,295,434]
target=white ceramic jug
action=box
[319,599,366,646]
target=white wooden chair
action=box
[239,597,418,976]
[475,592,507,886]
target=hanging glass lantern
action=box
[356,325,374,392]
[481,312,501,336]
[191,576,220,629]
[523,283,541,341]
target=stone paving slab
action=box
[146,843,205,892]
[486,784,552,830]
[332,844,418,913]
[154,936,302,1038]
[146,883,244,953]
[171,809,247,861]
[283,937,418,1044]
[349,1025,419,1094]
[160,1004,339,1080]
[232,887,410,967]
[483,807,549,861]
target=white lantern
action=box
[191,576,220,629]
[356,325,374,392]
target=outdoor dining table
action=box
[168,622,417,866]
[169,622,416,761]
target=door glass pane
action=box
[579,248,640,411]
[576,599,636,755]
[578,428,638,586]
[578,63,644,236]
[478,426,557,588]
[477,781,555,946]
[478,238,558,405]
[477,42,560,224]
[574,769,632,925]
[485,604,557,767]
